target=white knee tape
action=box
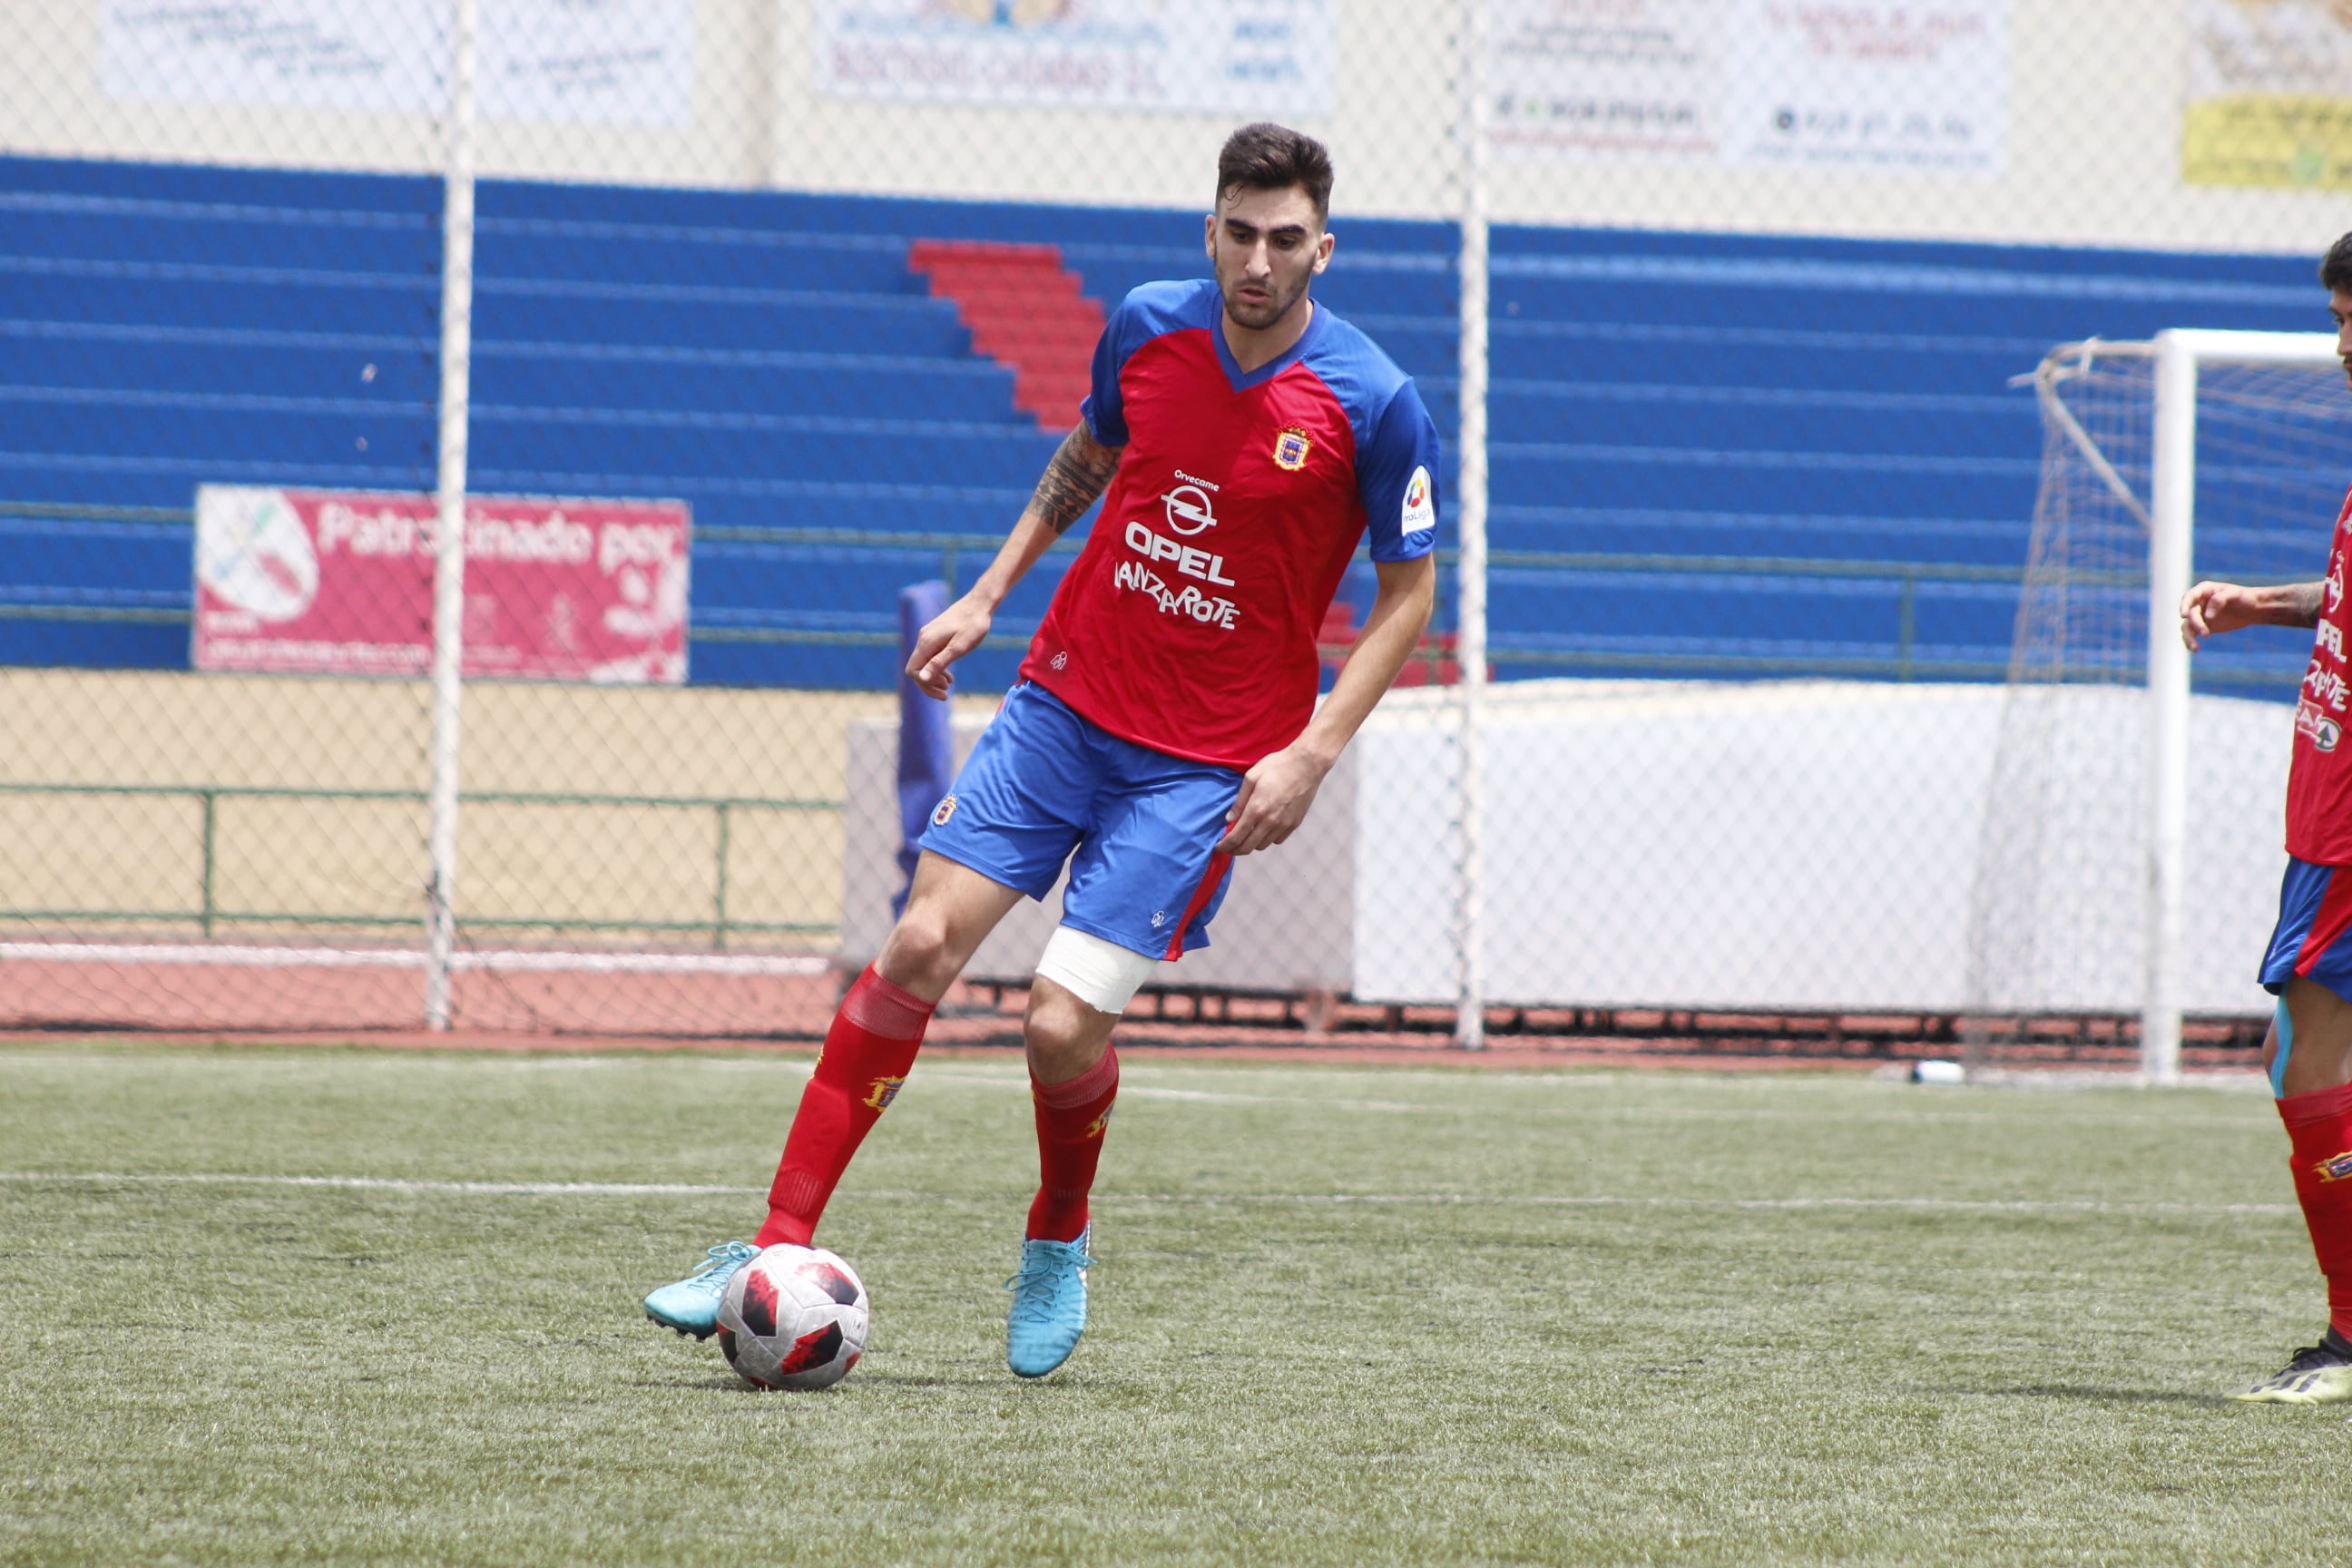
[1034,925,1159,1015]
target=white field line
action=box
[0,1170,2296,1217]
[0,942,828,976]
[0,1056,2275,1129]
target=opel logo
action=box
[1161,484,1218,537]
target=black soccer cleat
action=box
[2230,1328,2352,1404]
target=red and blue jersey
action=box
[1019,278,1441,771]
[2288,486,2352,864]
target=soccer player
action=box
[2179,230,2352,1404]
[642,122,1441,1377]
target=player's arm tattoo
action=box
[1027,426,1121,535]
[2286,581,2327,627]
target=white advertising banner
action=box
[98,0,697,124]
[814,0,1335,116]
[2182,0,2352,190]
[1492,0,2006,174]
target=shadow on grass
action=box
[1967,1384,2234,1407]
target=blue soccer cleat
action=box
[642,1240,760,1339]
[1005,1228,1093,1377]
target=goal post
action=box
[1994,328,2341,1083]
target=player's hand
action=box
[1216,744,1330,856]
[2180,580,2259,651]
[906,595,994,698]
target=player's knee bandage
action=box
[1035,926,1159,1015]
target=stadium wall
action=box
[4,0,2346,252]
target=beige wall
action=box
[0,667,994,947]
[4,2,2344,252]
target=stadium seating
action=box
[0,153,2326,691]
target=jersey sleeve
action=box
[1079,290,1155,449]
[1357,378,1442,564]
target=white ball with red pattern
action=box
[714,1244,869,1390]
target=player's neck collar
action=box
[1213,295,1323,393]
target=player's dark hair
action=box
[2324,232,2352,295]
[1216,122,1334,222]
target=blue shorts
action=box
[918,682,1241,960]
[2259,855,2352,1004]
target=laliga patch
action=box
[931,794,957,828]
[2314,1151,2352,1183]
[1401,466,1436,534]
[1273,426,1312,471]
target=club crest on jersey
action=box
[932,794,957,827]
[2314,1150,2352,1183]
[864,1075,906,1112]
[1273,426,1312,471]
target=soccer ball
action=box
[715,1244,869,1390]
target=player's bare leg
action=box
[1005,969,1127,1377]
[2238,976,2352,1401]
[642,854,1022,1338]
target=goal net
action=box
[1968,333,2347,1076]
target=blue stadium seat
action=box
[0,153,2328,693]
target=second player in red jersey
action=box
[2180,230,2352,1403]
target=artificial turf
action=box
[2,1043,2347,1565]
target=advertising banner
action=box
[2183,0,2352,190]
[1491,0,2007,174]
[193,487,690,684]
[814,0,1334,116]
[100,0,697,124]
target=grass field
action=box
[4,1043,2349,1566]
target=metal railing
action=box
[0,780,838,944]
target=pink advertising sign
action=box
[192,486,691,683]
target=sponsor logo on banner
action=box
[814,1,1336,116]
[1402,466,1436,534]
[192,485,690,682]
[1273,426,1313,471]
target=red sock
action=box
[2278,1080,2352,1340]
[1026,1047,1119,1243]
[755,966,934,1249]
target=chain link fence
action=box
[3,1,2349,1054]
